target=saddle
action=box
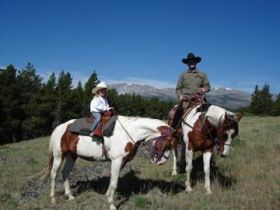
[168,101,210,127]
[68,111,117,137]
[167,102,194,128]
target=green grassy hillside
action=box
[0,116,279,210]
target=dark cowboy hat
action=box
[182,53,201,64]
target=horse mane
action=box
[117,115,167,140]
[118,115,165,126]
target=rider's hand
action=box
[200,88,206,93]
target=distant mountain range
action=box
[108,83,252,109]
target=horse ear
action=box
[235,112,243,122]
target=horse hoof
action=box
[205,190,213,195]
[172,171,178,176]
[51,197,56,205]
[185,187,192,193]
[109,204,117,210]
[69,195,75,200]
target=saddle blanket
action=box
[68,118,92,136]
[68,115,117,137]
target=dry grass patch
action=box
[0,116,279,209]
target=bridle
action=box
[216,114,239,148]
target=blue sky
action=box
[1,0,279,93]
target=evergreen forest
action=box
[1,63,279,145]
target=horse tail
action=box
[26,163,49,181]
[48,130,55,175]
[26,136,55,181]
[38,120,68,181]
[32,149,53,181]
[28,120,75,181]
[47,149,54,177]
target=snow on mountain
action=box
[108,83,251,109]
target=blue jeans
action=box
[91,112,101,131]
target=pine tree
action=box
[0,65,21,143]
[260,83,273,115]
[17,63,44,139]
[250,83,273,115]
[271,94,280,116]
[107,88,120,115]
[40,73,57,133]
[251,85,261,114]
[69,81,85,118]
[82,70,99,116]
[53,71,73,126]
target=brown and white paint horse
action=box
[48,115,175,210]
[171,104,243,194]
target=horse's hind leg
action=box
[203,151,213,194]
[50,155,63,204]
[62,153,77,200]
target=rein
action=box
[216,114,232,147]
[114,114,152,159]
[182,118,193,129]
[113,110,174,161]
[112,109,137,144]
[116,116,137,144]
[180,106,196,129]
[182,110,232,148]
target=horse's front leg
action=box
[203,151,213,194]
[106,157,123,210]
[185,148,193,193]
[172,147,178,176]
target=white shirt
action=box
[90,95,110,112]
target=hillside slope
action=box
[109,83,251,109]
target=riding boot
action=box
[172,101,189,173]
[171,103,183,129]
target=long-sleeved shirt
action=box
[175,68,210,98]
[90,95,110,113]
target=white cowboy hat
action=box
[91,82,108,94]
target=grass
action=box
[0,116,279,210]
